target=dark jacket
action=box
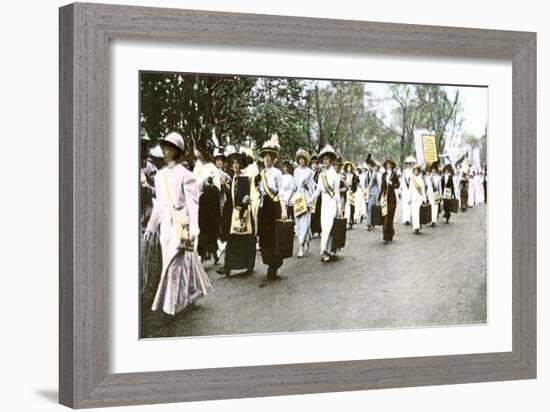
[378,171,400,208]
[441,174,456,198]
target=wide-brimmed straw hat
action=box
[228,151,246,167]
[412,163,422,173]
[160,132,185,153]
[295,148,311,164]
[259,133,281,157]
[317,144,338,161]
[343,160,356,171]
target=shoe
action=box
[367,225,374,231]
[431,222,436,228]
[216,267,229,276]
[382,240,389,245]
[321,254,331,262]
[266,267,282,281]
[414,229,419,234]
[297,246,304,258]
[305,241,310,254]
[445,217,450,224]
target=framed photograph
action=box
[59,2,536,408]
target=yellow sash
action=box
[412,177,423,195]
[260,169,279,201]
[322,171,334,198]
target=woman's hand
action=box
[337,208,343,218]
[281,207,288,221]
[242,195,251,204]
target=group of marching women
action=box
[140,129,487,316]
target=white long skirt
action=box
[411,199,422,230]
[320,193,338,255]
[153,220,212,315]
[295,211,311,245]
[428,192,439,223]
[475,182,485,205]
[468,180,475,207]
[401,188,412,223]
[354,189,365,222]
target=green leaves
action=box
[140,73,467,165]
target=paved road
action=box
[141,204,487,338]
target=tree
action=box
[389,84,424,163]
[416,85,462,151]
[140,72,256,153]
[247,78,309,159]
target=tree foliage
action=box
[140,72,471,166]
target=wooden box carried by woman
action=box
[420,203,432,225]
[330,217,347,249]
[444,198,459,213]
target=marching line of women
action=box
[140,130,488,316]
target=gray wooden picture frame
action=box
[59,2,536,408]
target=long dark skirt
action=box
[310,196,322,236]
[382,206,396,241]
[460,183,469,211]
[198,186,221,260]
[219,198,232,242]
[257,196,283,269]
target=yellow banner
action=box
[422,134,438,165]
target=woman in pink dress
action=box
[144,132,212,316]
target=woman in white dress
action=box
[468,172,476,207]
[280,160,296,220]
[312,145,343,262]
[293,149,316,258]
[354,167,366,224]
[410,164,427,234]
[474,170,485,205]
[144,132,212,316]
[425,164,441,227]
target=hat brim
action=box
[259,148,279,157]
[295,151,311,164]
[160,140,184,153]
[343,161,356,170]
[319,152,337,161]
[228,153,247,167]
[383,159,396,168]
